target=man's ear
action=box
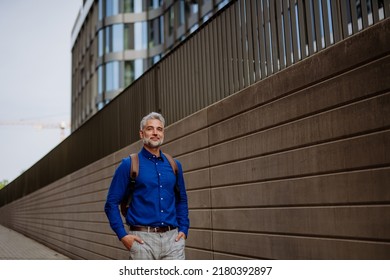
[139,130,143,139]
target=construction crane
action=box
[0,119,70,141]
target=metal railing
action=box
[1,0,388,206]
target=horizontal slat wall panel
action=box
[211,168,390,207]
[212,232,390,260]
[212,206,390,240]
[210,131,390,186]
[210,91,390,165]
[0,19,389,260]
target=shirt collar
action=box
[141,147,165,161]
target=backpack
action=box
[120,152,180,217]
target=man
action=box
[104,112,189,260]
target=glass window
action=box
[98,29,104,57]
[106,0,112,16]
[153,55,161,64]
[149,18,161,48]
[134,59,143,80]
[160,16,164,44]
[149,0,161,10]
[105,26,112,53]
[106,61,120,92]
[123,0,134,13]
[168,7,174,36]
[124,23,134,50]
[124,61,135,87]
[97,102,104,110]
[113,0,119,15]
[98,0,104,20]
[112,24,124,52]
[134,21,147,50]
[106,0,119,17]
[179,0,185,26]
[134,0,142,13]
[98,65,104,94]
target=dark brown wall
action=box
[0,19,389,259]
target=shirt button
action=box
[160,185,162,188]
[161,210,164,212]
[161,198,163,200]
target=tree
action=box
[0,179,8,190]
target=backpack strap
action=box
[163,153,181,199]
[130,153,139,181]
[120,154,138,217]
[164,153,178,175]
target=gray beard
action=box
[143,137,163,148]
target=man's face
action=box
[140,119,164,148]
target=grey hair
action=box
[140,112,165,130]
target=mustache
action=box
[143,136,164,147]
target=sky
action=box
[0,1,82,183]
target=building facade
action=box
[71,0,230,131]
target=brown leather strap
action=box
[130,153,139,179]
[164,153,178,175]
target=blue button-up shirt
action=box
[104,148,189,240]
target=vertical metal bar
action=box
[313,0,324,50]
[171,52,177,122]
[246,0,256,85]
[163,56,169,122]
[200,28,206,109]
[270,0,279,72]
[205,25,212,105]
[205,25,212,106]
[167,56,173,123]
[385,0,390,18]
[321,0,332,46]
[372,0,380,24]
[231,2,239,92]
[218,14,226,99]
[179,47,183,120]
[226,6,234,96]
[180,45,186,119]
[297,0,308,59]
[290,0,300,62]
[276,0,286,69]
[264,0,273,75]
[185,42,191,116]
[257,0,267,78]
[209,21,217,104]
[350,0,359,33]
[339,0,350,38]
[188,38,196,113]
[283,0,293,66]
[235,1,244,89]
[361,0,369,28]
[240,0,250,87]
[194,36,200,111]
[304,0,315,55]
[250,0,260,82]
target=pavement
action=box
[0,224,70,260]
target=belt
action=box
[129,225,177,233]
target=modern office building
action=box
[71,0,230,131]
